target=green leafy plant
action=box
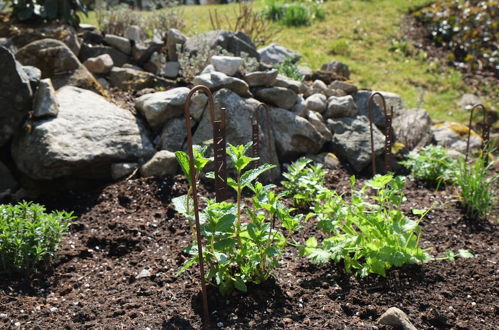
[281,157,327,208]
[0,201,74,275]
[175,142,301,295]
[173,145,212,237]
[5,0,87,27]
[264,0,325,27]
[400,145,457,188]
[274,57,304,81]
[455,152,497,220]
[302,174,473,277]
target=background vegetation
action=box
[79,0,496,123]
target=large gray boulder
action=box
[210,55,242,76]
[184,30,259,60]
[254,87,297,110]
[326,95,358,118]
[193,88,280,182]
[139,150,177,177]
[258,43,300,64]
[16,39,103,94]
[432,122,482,154]
[327,116,385,172]
[355,90,406,128]
[272,74,304,94]
[321,61,350,79]
[104,34,131,55]
[269,107,327,161]
[12,86,155,180]
[0,46,34,147]
[135,88,207,130]
[243,70,278,87]
[159,117,191,152]
[305,93,327,114]
[192,72,251,97]
[166,28,187,61]
[32,79,59,118]
[79,44,130,67]
[392,109,432,150]
[107,67,175,91]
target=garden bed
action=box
[0,166,497,329]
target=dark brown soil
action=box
[0,167,497,329]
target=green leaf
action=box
[457,249,474,259]
[172,195,190,216]
[214,239,237,250]
[411,209,425,215]
[216,214,236,233]
[308,248,332,264]
[241,163,276,187]
[176,256,198,276]
[226,177,238,192]
[175,151,192,185]
[234,277,248,292]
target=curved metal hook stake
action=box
[183,86,213,326]
[185,86,228,202]
[367,92,391,175]
[465,104,488,162]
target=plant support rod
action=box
[183,86,212,325]
[367,92,393,175]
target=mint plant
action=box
[175,142,301,295]
[302,174,473,277]
[173,145,212,237]
[0,201,74,275]
[455,152,497,220]
[282,157,327,208]
[400,145,457,188]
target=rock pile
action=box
[0,24,488,198]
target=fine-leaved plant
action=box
[0,201,74,275]
[455,152,497,220]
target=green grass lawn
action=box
[83,0,497,124]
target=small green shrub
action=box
[282,157,326,208]
[0,201,74,275]
[274,57,304,81]
[174,143,301,295]
[302,174,473,277]
[264,0,325,27]
[455,152,497,220]
[400,145,457,188]
[281,3,311,27]
[4,0,87,27]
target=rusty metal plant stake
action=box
[367,92,394,176]
[465,104,491,162]
[251,109,260,168]
[183,86,218,326]
[212,107,228,202]
[383,105,394,173]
